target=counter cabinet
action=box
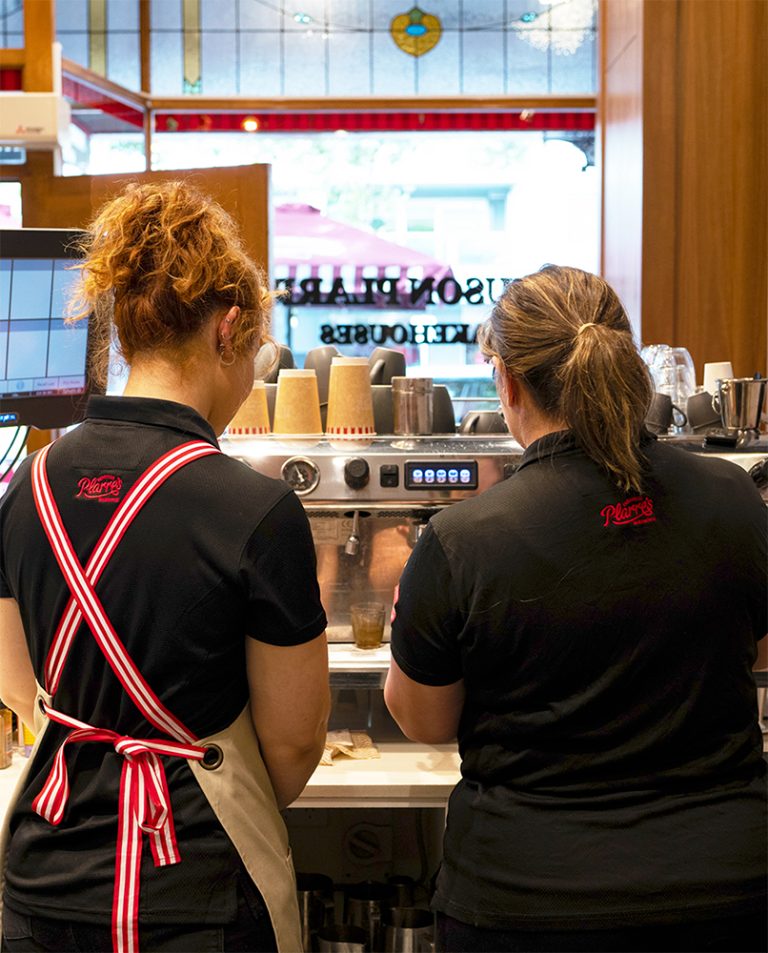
[285,643,458,890]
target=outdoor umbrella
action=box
[273,203,454,309]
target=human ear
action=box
[492,357,514,407]
[217,305,240,347]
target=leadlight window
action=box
[49,0,596,97]
[56,0,141,91]
[152,0,596,96]
[0,0,23,48]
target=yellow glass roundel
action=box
[390,6,442,57]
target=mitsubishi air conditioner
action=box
[0,92,70,148]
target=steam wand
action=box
[344,511,361,556]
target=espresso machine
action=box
[220,433,525,647]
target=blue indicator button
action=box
[425,469,435,483]
[448,469,459,483]
[412,468,423,483]
[460,468,472,484]
[436,469,447,483]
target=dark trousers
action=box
[1,877,277,953]
[436,910,768,953]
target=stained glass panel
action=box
[147,0,597,97]
[151,0,182,31]
[328,33,372,97]
[47,2,597,103]
[151,29,184,95]
[202,31,237,93]
[283,31,327,96]
[201,0,236,31]
[56,0,88,30]
[58,32,90,70]
[0,0,21,49]
[56,0,141,89]
[239,31,283,96]
[107,32,141,90]
[415,30,460,96]
[238,1,280,30]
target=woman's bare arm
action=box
[385,655,465,744]
[246,633,330,809]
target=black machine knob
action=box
[344,457,370,490]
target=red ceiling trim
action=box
[0,68,22,91]
[154,110,595,135]
[62,76,145,128]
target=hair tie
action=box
[576,322,598,336]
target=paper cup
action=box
[273,369,323,435]
[326,357,375,438]
[228,380,271,435]
[702,361,733,396]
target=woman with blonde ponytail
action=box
[386,265,766,952]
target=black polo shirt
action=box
[0,396,326,924]
[392,430,767,929]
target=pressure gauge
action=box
[280,456,320,496]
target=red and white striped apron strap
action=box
[32,442,217,743]
[30,439,220,953]
[42,441,219,693]
[34,703,206,953]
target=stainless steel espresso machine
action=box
[220,433,526,646]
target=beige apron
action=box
[1,687,303,953]
[191,705,302,952]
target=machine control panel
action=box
[404,460,478,490]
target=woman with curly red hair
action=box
[0,181,329,953]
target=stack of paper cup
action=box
[273,369,323,435]
[228,380,271,435]
[326,357,376,437]
[702,361,733,396]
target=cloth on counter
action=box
[320,730,379,765]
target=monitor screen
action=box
[0,228,104,428]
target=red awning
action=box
[273,203,453,308]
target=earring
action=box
[218,343,236,367]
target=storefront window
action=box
[149,127,597,405]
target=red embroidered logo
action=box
[76,474,123,503]
[600,495,655,527]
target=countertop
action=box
[0,740,460,826]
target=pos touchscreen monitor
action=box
[0,228,104,429]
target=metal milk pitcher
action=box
[713,378,766,436]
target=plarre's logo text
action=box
[76,474,123,503]
[600,495,656,528]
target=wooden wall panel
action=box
[638,0,678,348]
[22,0,54,91]
[9,163,271,276]
[600,0,644,335]
[672,0,767,378]
[603,0,767,380]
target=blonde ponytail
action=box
[478,265,653,492]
